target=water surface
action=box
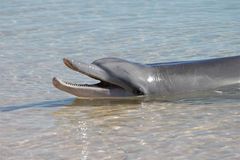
[1,0,240,159]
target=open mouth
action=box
[52,58,133,97]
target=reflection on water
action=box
[0,96,239,159]
[52,99,240,159]
[71,98,143,107]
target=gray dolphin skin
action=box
[52,55,240,98]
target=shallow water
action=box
[1,0,240,159]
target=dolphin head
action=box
[53,58,150,98]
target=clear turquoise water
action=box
[0,0,240,159]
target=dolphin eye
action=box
[133,88,144,95]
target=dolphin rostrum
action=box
[53,55,240,98]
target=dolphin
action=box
[52,55,240,98]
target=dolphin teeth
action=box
[63,81,93,87]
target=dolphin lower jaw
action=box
[52,77,133,97]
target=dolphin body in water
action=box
[53,55,240,98]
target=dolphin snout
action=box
[63,58,80,72]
